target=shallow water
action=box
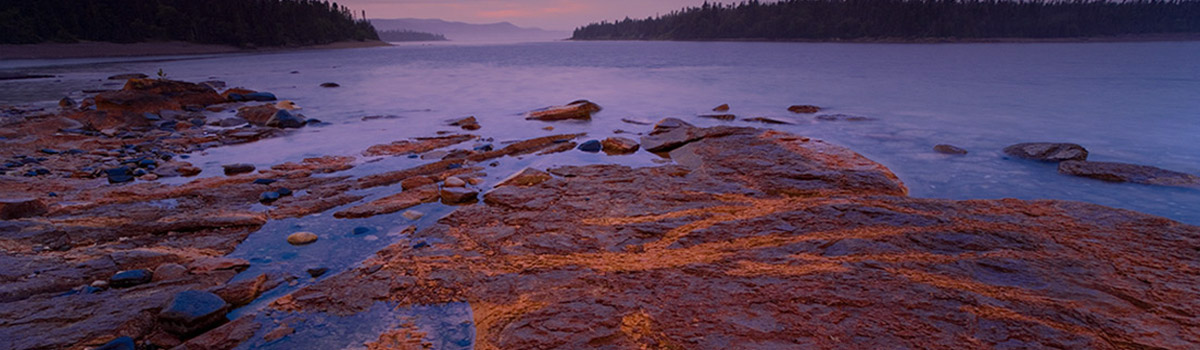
[3,41,1199,348]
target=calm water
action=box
[3,41,1199,348]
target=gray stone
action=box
[158,290,230,336]
[1003,142,1088,162]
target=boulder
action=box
[221,88,256,101]
[154,161,202,177]
[110,269,153,288]
[236,105,279,126]
[640,118,739,153]
[158,290,230,336]
[1058,160,1200,187]
[320,82,340,88]
[440,187,479,204]
[122,79,225,107]
[713,104,730,112]
[0,198,48,220]
[265,110,306,129]
[444,176,467,187]
[601,137,640,154]
[934,144,968,155]
[788,105,822,113]
[241,92,277,102]
[222,164,256,176]
[105,166,135,184]
[94,336,136,350]
[526,100,602,121]
[153,263,189,282]
[1003,142,1088,162]
[578,140,602,153]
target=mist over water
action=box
[3,40,1199,225]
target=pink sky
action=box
[339,0,739,30]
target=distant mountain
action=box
[370,18,568,42]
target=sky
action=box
[339,0,740,31]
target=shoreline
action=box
[0,40,392,60]
[567,32,1200,44]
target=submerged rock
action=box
[815,114,873,122]
[159,290,230,336]
[223,163,256,176]
[319,82,340,88]
[1003,142,1088,162]
[450,116,481,130]
[526,100,602,121]
[1058,160,1200,187]
[287,232,319,245]
[788,104,822,113]
[742,117,792,125]
[265,109,306,129]
[934,144,968,155]
[699,114,736,121]
[94,336,136,350]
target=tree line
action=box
[0,0,379,46]
[377,30,448,42]
[572,0,1200,41]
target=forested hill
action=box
[572,0,1200,41]
[0,0,379,46]
[378,30,448,42]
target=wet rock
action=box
[253,178,278,185]
[276,188,293,196]
[241,92,277,102]
[287,232,319,246]
[58,97,76,109]
[353,227,374,235]
[94,336,136,350]
[236,104,279,125]
[363,134,476,157]
[159,290,230,336]
[223,163,256,176]
[788,104,822,113]
[742,117,792,125]
[108,73,149,80]
[153,263,189,282]
[211,274,277,307]
[173,315,261,350]
[621,118,653,125]
[440,187,479,204]
[110,269,153,288]
[105,166,135,183]
[320,82,340,88]
[306,267,330,278]
[222,88,257,101]
[1003,142,1089,162]
[217,117,248,127]
[601,137,640,154]
[578,140,603,153]
[190,257,251,274]
[444,176,467,187]
[402,210,424,220]
[640,118,740,153]
[497,168,552,187]
[265,109,307,129]
[154,161,202,177]
[816,114,873,122]
[450,116,481,130]
[1058,160,1200,187]
[263,325,294,342]
[141,173,160,181]
[713,104,730,112]
[334,185,440,219]
[259,191,281,203]
[699,114,736,121]
[401,176,436,190]
[526,100,602,121]
[0,198,48,220]
[934,144,968,155]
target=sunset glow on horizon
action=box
[340,0,739,30]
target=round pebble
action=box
[287,232,318,245]
[444,176,466,187]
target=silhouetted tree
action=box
[0,0,380,46]
[571,0,1200,41]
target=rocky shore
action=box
[1,80,1198,349]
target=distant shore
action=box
[569,33,1200,44]
[0,40,391,60]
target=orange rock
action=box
[526,100,602,121]
[788,104,821,113]
[334,185,440,219]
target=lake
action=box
[4,40,1198,224]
